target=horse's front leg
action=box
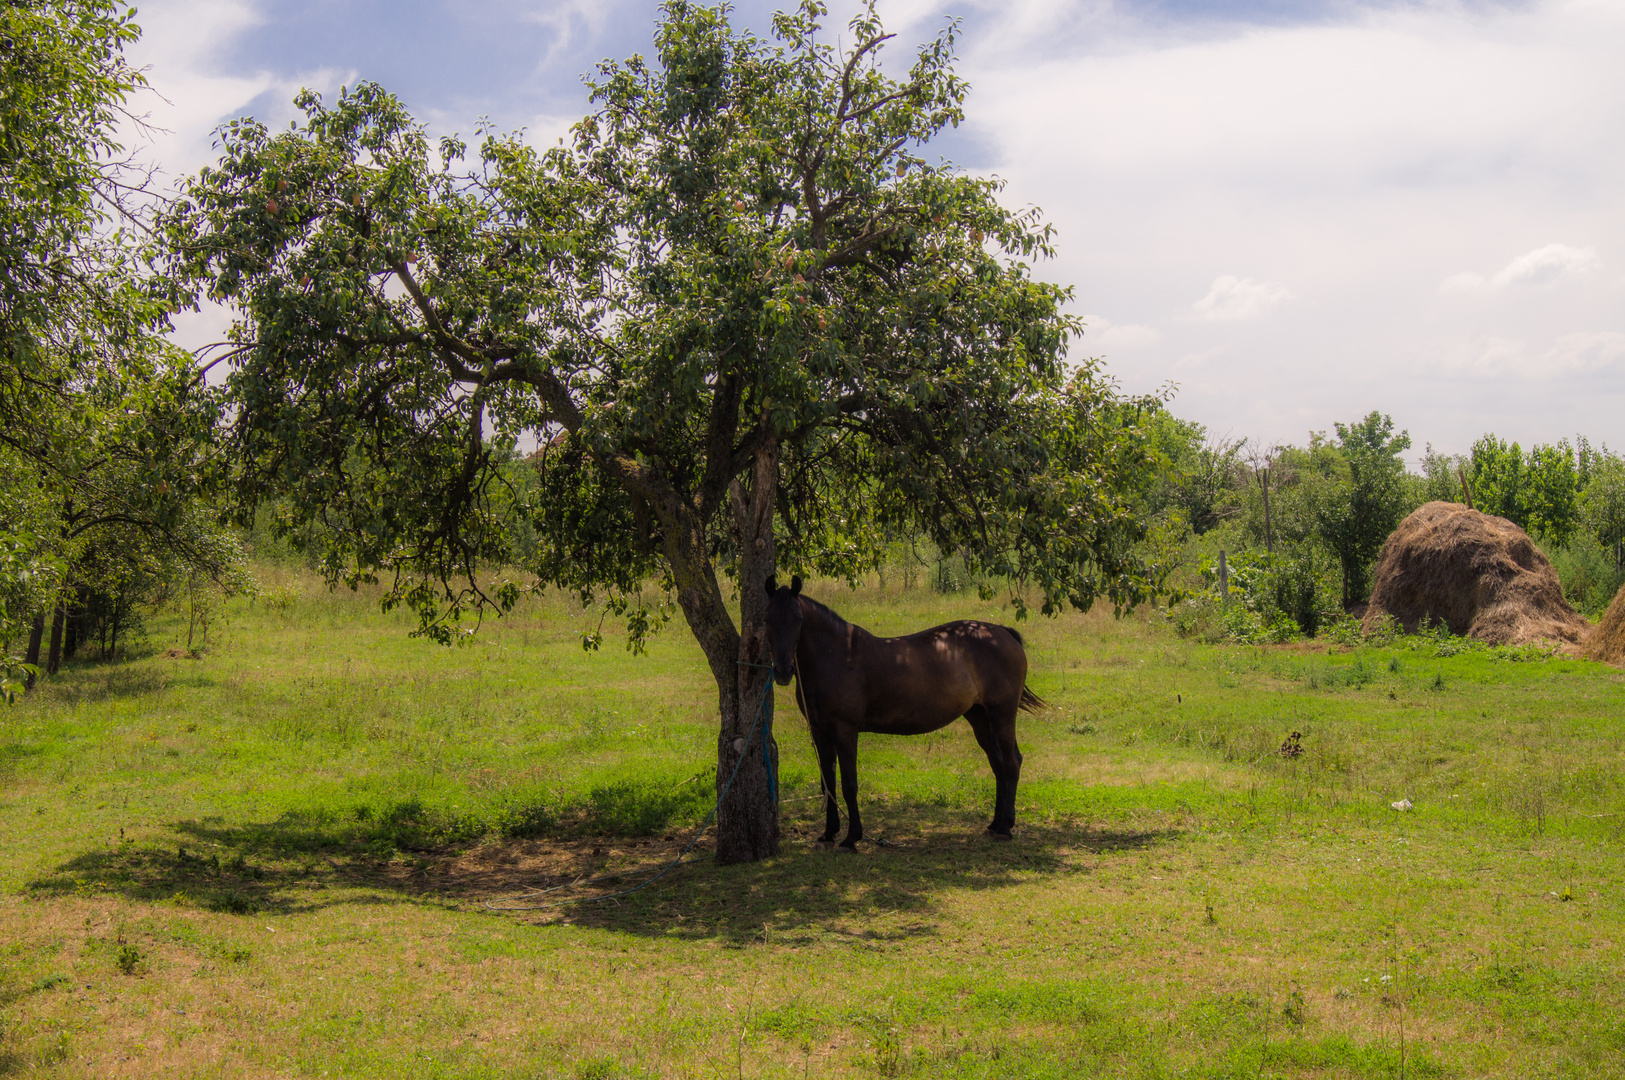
[812,730,841,843]
[835,729,863,849]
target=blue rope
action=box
[739,661,778,804]
[759,668,778,804]
[483,661,779,912]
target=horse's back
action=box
[901,619,1026,661]
[851,619,1028,732]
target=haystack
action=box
[1361,501,1591,647]
[1584,583,1625,666]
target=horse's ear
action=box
[764,575,777,595]
[790,576,802,595]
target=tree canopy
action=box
[1,0,232,693]
[163,0,1166,861]
[1310,412,1411,608]
[1581,452,1625,571]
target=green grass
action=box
[1,566,1623,1077]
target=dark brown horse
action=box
[764,575,1043,847]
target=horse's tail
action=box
[1002,625,1043,710]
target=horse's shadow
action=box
[24,803,1177,944]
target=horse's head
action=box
[763,574,802,686]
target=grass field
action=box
[2,568,1624,1078]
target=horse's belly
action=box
[858,682,979,735]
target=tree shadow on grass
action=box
[23,838,427,917]
[22,804,479,916]
[25,656,181,709]
[515,811,1178,946]
[23,800,1178,941]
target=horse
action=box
[763,575,1044,848]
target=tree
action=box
[1465,434,1578,545]
[1419,443,1468,504]
[1243,440,1282,555]
[0,351,236,677]
[1469,434,1525,526]
[1524,440,1578,547]
[1314,411,1411,608]
[1581,453,1625,571]
[0,0,144,367]
[1,1,230,689]
[1143,410,1242,534]
[163,1,1165,863]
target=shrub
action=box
[113,943,145,975]
[1545,534,1625,615]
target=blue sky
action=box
[129,0,1624,458]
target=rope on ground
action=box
[482,663,778,913]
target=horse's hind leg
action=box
[967,704,1023,838]
[995,720,1024,836]
[835,730,863,849]
[812,730,841,844]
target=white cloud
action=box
[520,0,618,72]
[1190,275,1294,322]
[1489,243,1602,289]
[1440,243,1602,293]
[120,0,1625,453]
[1081,313,1161,350]
[125,0,352,189]
[521,113,584,150]
[1440,330,1625,379]
[1541,330,1625,376]
[958,0,1625,450]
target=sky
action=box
[125,0,1625,459]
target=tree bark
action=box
[46,601,65,676]
[63,587,83,662]
[714,437,781,865]
[25,612,44,689]
[1260,466,1273,557]
[638,438,782,865]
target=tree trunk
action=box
[645,439,782,865]
[25,612,44,689]
[714,437,781,865]
[63,588,82,662]
[46,601,65,676]
[1260,467,1273,556]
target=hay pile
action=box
[1584,583,1625,666]
[1361,501,1591,647]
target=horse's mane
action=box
[799,592,1023,646]
[797,594,850,628]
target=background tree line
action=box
[1143,408,1625,642]
[7,0,1619,691]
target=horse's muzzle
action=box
[773,667,794,686]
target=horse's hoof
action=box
[988,831,1013,842]
[813,839,836,850]
[836,842,859,853]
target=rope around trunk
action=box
[482,663,779,913]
